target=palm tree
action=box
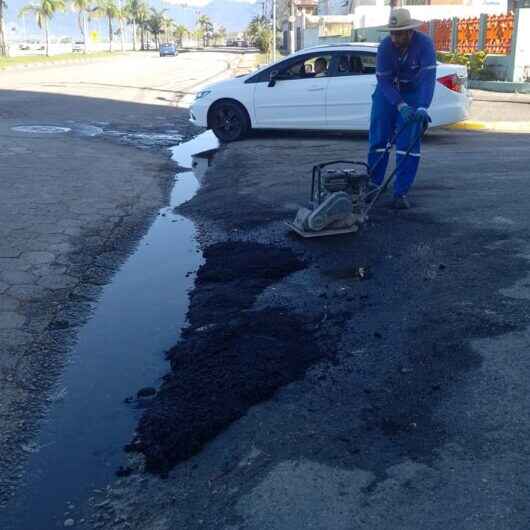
[217,25,226,45]
[162,15,175,44]
[134,0,148,50]
[196,14,212,48]
[71,0,91,53]
[116,1,126,51]
[94,0,118,52]
[246,15,271,53]
[19,0,66,56]
[147,7,166,50]
[172,23,187,47]
[0,0,7,56]
[124,0,142,51]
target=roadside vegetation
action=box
[0,49,117,67]
[0,0,228,58]
[437,50,495,80]
[246,15,272,54]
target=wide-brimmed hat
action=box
[378,8,424,32]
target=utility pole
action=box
[272,0,276,62]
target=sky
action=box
[4,0,261,40]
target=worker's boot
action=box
[390,195,411,210]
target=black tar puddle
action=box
[0,132,214,530]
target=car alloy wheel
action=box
[211,102,249,142]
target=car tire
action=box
[209,101,250,142]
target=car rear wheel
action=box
[209,101,250,142]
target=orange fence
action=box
[433,19,452,52]
[418,21,429,34]
[457,17,480,53]
[485,13,514,54]
[432,12,514,55]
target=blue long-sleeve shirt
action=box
[376,31,437,109]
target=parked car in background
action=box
[72,41,85,53]
[190,43,471,142]
[159,43,177,57]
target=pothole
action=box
[170,130,219,168]
[11,125,72,134]
[104,130,185,148]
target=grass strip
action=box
[0,51,124,69]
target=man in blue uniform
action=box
[368,9,437,209]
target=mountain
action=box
[4,0,259,40]
[162,0,259,32]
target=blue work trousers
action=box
[368,88,423,198]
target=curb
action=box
[468,80,530,95]
[470,89,530,104]
[449,120,530,133]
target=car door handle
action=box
[308,87,324,92]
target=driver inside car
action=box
[313,57,328,77]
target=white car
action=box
[190,43,470,142]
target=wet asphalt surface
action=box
[92,125,530,530]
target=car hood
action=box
[202,75,248,92]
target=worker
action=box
[368,8,436,209]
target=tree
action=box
[212,24,226,46]
[0,0,7,57]
[246,15,271,54]
[124,0,144,51]
[71,0,92,53]
[94,0,118,52]
[134,0,148,50]
[146,7,166,49]
[172,23,187,47]
[162,15,174,44]
[196,14,212,47]
[19,0,66,56]
[218,25,226,41]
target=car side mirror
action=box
[268,70,279,87]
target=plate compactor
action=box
[286,122,427,238]
[286,161,370,238]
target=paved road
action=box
[0,51,238,110]
[0,50,244,514]
[88,117,530,528]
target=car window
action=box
[331,52,376,77]
[246,59,293,84]
[245,54,332,84]
[280,54,332,80]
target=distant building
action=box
[319,0,509,28]
[278,0,318,53]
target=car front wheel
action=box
[209,101,250,142]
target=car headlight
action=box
[195,90,212,100]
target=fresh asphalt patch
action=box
[136,241,327,473]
